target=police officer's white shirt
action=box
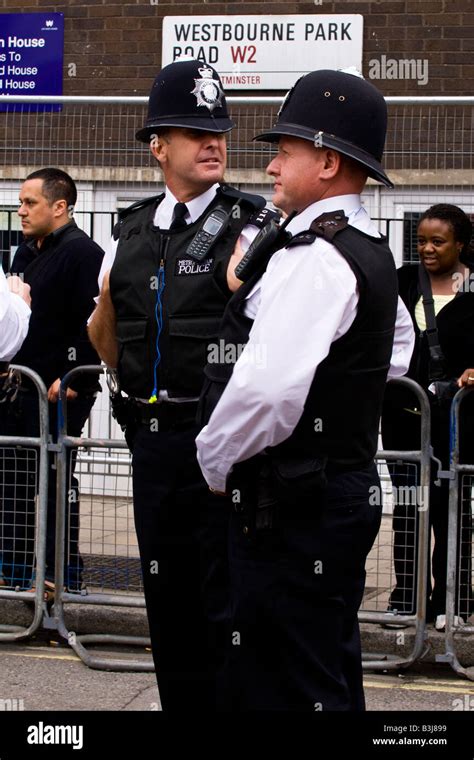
[0,268,31,362]
[97,184,258,292]
[196,194,415,492]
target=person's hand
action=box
[226,237,245,293]
[457,369,474,388]
[8,275,31,307]
[209,487,227,496]
[47,378,78,403]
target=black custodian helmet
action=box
[254,69,393,188]
[136,59,234,143]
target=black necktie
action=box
[170,202,188,230]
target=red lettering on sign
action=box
[230,45,257,64]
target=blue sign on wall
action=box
[0,13,64,112]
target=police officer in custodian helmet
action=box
[196,69,415,710]
[88,59,274,711]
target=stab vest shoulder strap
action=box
[113,193,165,241]
[112,186,269,241]
[286,210,349,247]
[216,184,266,215]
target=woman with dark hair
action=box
[382,203,474,631]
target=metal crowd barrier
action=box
[3,366,473,679]
[360,377,432,671]
[52,366,152,671]
[441,387,474,681]
[0,365,49,640]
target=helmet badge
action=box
[191,65,224,113]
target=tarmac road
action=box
[0,635,472,712]
[1,639,473,757]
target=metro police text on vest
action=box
[174,258,214,276]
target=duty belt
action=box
[134,400,199,431]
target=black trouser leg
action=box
[224,464,382,711]
[131,424,230,712]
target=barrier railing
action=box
[53,366,152,672]
[441,387,474,681]
[2,367,473,678]
[0,366,49,640]
[359,377,432,671]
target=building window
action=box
[0,208,23,273]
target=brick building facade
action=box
[0,1,473,268]
[0,0,471,96]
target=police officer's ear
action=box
[149,130,171,165]
[318,148,342,179]
[317,149,367,191]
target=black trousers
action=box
[131,423,230,712]
[221,462,382,711]
[0,389,95,588]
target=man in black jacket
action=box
[0,168,104,593]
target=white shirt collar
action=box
[285,194,381,238]
[286,194,363,234]
[154,184,220,228]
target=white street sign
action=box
[162,15,363,90]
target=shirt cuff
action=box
[196,426,246,493]
[196,446,228,493]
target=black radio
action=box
[234,210,297,282]
[186,204,240,262]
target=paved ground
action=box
[0,634,473,757]
[0,622,473,711]
[1,448,473,755]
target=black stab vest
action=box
[110,185,265,398]
[199,215,399,468]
